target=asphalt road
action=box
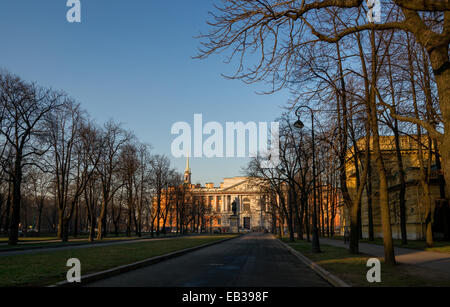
[87,232,330,287]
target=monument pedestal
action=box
[229,215,239,234]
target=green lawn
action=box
[282,238,450,287]
[329,236,450,254]
[0,235,236,287]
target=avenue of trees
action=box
[198,0,450,265]
[0,71,212,245]
[246,114,342,249]
[2,1,450,269]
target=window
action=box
[215,196,221,212]
[260,198,266,212]
[243,198,251,212]
[244,217,251,229]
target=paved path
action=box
[87,233,331,287]
[321,238,450,275]
[0,238,86,245]
[0,235,185,257]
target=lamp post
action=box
[294,105,321,253]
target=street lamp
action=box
[294,105,321,253]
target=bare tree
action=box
[149,154,171,236]
[96,121,132,240]
[0,72,61,245]
[118,143,139,237]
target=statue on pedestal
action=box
[229,201,239,233]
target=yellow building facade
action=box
[345,135,449,240]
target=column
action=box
[222,195,226,212]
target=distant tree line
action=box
[0,71,202,245]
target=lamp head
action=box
[294,119,305,130]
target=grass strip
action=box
[282,238,450,287]
[328,236,450,254]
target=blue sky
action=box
[0,0,290,185]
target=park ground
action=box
[282,237,450,287]
[1,232,450,287]
[1,233,331,287]
[328,235,450,254]
[0,234,236,287]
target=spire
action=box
[185,153,190,172]
[184,153,191,184]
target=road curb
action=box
[275,236,351,287]
[50,234,243,287]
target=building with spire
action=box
[156,156,273,233]
[153,156,344,236]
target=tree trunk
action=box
[8,159,22,246]
[73,201,79,238]
[369,99,396,265]
[114,221,119,236]
[62,218,70,243]
[349,197,360,254]
[298,195,306,240]
[365,29,396,264]
[37,199,43,234]
[429,45,450,200]
[433,140,450,240]
[3,184,12,234]
[409,40,435,247]
[57,210,64,239]
[127,207,132,237]
[367,147,375,241]
[89,214,95,242]
[96,198,108,240]
[335,42,358,250]
[305,200,310,242]
[393,129,408,245]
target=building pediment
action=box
[220,177,262,193]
